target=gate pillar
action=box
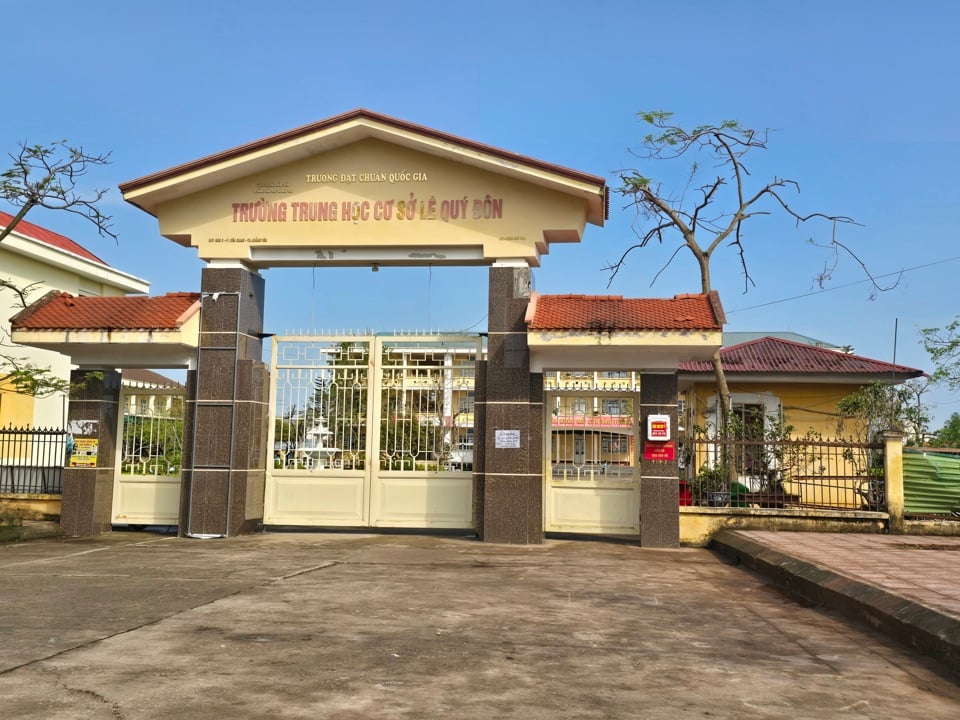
[474,264,544,544]
[60,369,122,536]
[639,373,680,547]
[180,265,269,537]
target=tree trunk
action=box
[711,348,731,431]
[711,348,737,485]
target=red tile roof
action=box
[10,291,200,331]
[679,336,924,377]
[526,291,724,332]
[0,211,107,265]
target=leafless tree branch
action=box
[0,139,116,243]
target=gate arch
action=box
[117,109,607,541]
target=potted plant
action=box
[693,463,730,506]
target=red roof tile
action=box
[10,291,200,331]
[0,211,107,265]
[527,292,724,332]
[678,336,924,377]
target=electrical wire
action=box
[727,255,960,314]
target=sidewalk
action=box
[712,530,960,676]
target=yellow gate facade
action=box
[264,334,480,528]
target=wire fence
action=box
[0,427,68,494]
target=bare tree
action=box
[0,140,115,243]
[1,140,116,397]
[609,111,891,429]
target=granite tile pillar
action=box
[476,264,543,544]
[639,372,680,548]
[180,265,269,537]
[60,369,122,537]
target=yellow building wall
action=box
[684,380,866,438]
[0,378,35,427]
[682,380,875,508]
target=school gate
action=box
[265,334,480,529]
[15,110,723,545]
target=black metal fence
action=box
[683,436,885,512]
[0,427,68,494]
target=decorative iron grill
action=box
[272,335,481,473]
[274,338,370,471]
[119,406,184,477]
[378,338,477,472]
[549,395,637,481]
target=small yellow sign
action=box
[70,438,99,467]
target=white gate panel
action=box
[547,483,640,534]
[372,473,472,527]
[265,472,367,525]
[113,474,181,525]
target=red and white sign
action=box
[643,440,676,462]
[646,414,671,441]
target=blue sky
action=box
[4,0,959,426]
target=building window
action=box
[601,398,629,416]
[731,402,765,475]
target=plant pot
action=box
[705,492,730,507]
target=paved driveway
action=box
[2,531,958,719]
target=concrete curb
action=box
[712,529,960,678]
[0,521,63,543]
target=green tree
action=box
[1,140,115,397]
[610,111,889,431]
[931,412,960,448]
[920,317,960,391]
[836,380,929,445]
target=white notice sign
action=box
[495,429,521,449]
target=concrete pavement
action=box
[1,529,959,719]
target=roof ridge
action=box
[0,211,108,266]
[7,289,67,327]
[680,335,924,376]
[120,108,608,195]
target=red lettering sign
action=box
[643,441,676,461]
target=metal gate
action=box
[112,388,185,526]
[264,334,480,528]
[543,372,641,534]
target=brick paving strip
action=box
[712,530,960,677]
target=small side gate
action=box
[264,334,480,528]
[543,373,641,535]
[112,388,185,526]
